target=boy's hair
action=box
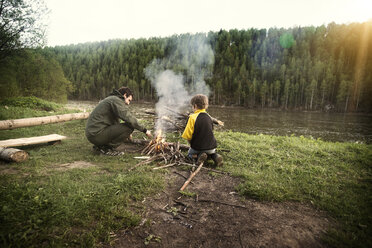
[118,86,133,97]
[190,94,209,109]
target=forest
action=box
[1,22,372,112]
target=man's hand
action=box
[145,130,153,139]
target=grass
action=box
[0,98,371,247]
[0,96,78,120]
[216,131,372,248]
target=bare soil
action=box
[106,146,332,248]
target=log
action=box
[0,134,67,148]
[0,112,90,130]
[0,147,29,162]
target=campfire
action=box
[129,130,187,171]
[142,130,169,155]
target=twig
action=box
[128,154,163,171]
[173,171,194,184]
[173,200,188,207]
[153,162,177,170]
[197,198,247,209]
[180,161,204,191]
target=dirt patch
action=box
[115,142,144,153]
[109,167,331,248]
[53,161,96,171]
[0,167,21,175]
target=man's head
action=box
[118,86,133,105]
[190,94,209,110]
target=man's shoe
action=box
[211,153,223,167]
[196,153,208,165]
[93,145,124,156]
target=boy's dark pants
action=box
[87,123,134,148]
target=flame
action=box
[155,130,163,142]
[154,129,165,152]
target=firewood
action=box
[131,139,189,151]
[153,163,177,170]
[0,147,29,162]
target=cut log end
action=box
[0,147,29,162]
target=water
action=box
[70,101,372,144]
[207,106,372,144]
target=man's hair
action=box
[190,94,209,109]
[117,86,133,97]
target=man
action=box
[85,86,152,155]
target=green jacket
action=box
[85,90,147,137]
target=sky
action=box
[44,0,372,47]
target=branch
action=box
[180,161,204,191]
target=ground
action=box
[0,143,332,248]
[103,144,331,248]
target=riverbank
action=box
[0,100,371,247]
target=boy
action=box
[182,94,223,166]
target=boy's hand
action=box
[217,120,224,126]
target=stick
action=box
[180,161,204,191]
[153,162,177,170]
[128,154,162,171]
[197,199,247,209]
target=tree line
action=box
[47,22,371,112]
[1,0,371,113]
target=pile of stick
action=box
[129,138,188,171]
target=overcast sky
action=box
[45,0,372,47]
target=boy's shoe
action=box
[211,153,223,167]
[196,153,208,165]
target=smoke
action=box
[145,34,214,133]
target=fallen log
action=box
[0,134,67,148]
[0,112,90,130]
[0,147,29,162]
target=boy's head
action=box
[190,94,209,110]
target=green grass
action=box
[216,131,372,248]
[0,99,371,247]
[0,96,78,120]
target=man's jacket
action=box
[85,90,146,137]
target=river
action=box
[208,106,372,144]
[68,101,372,144]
